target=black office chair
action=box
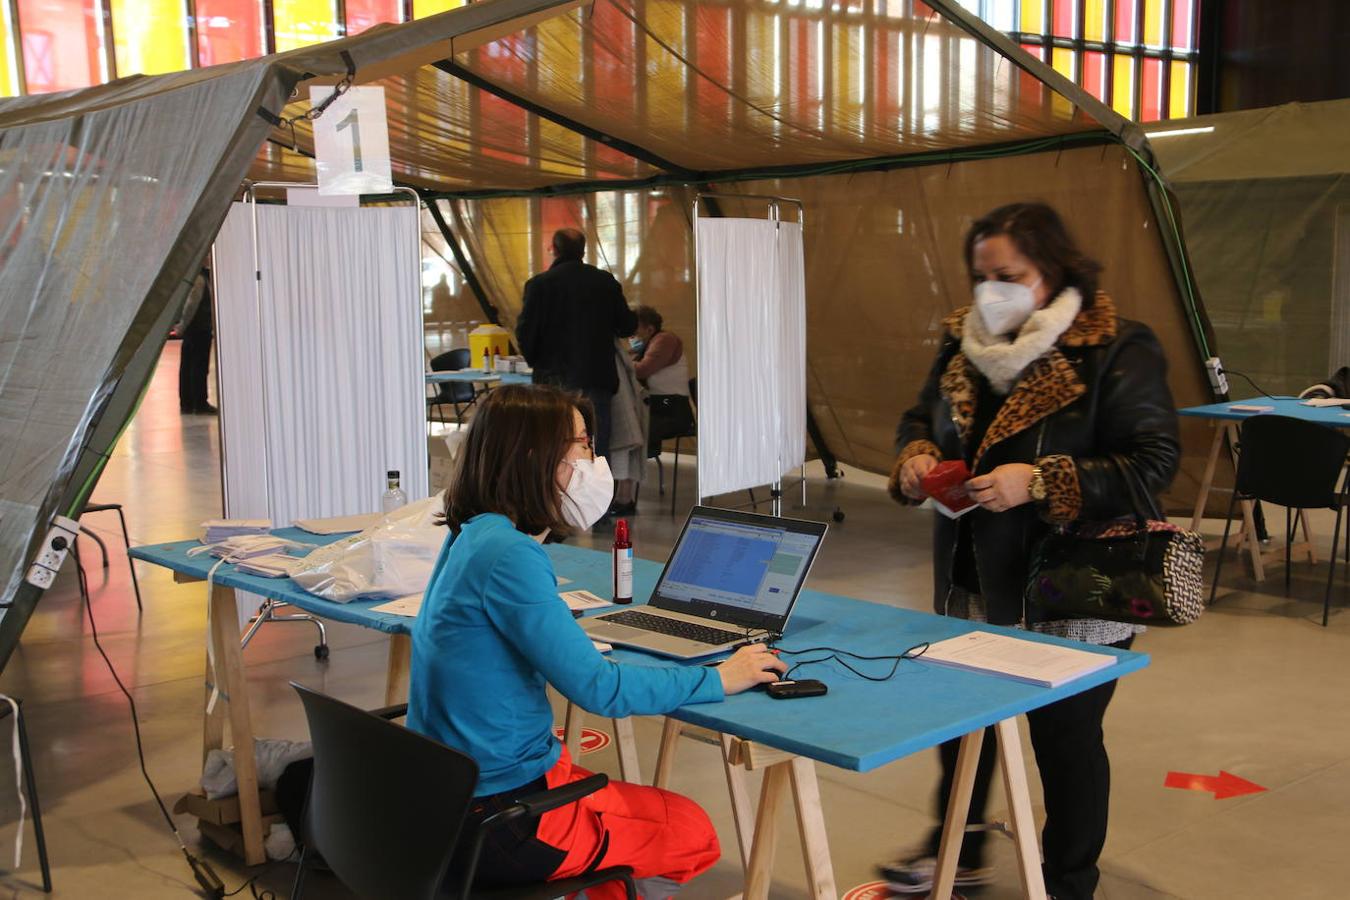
[429,348,478,426]
[1209,415,1350,625]
[289,683,636,900]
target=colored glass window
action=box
[1111,53,1133,117]
[1139,55,1161,120]
[1083,50,1107,102]
[413,0,463,18]
[195,0,263,66]
[273,0,338,51]
[1020,0,1044,34]
[1142,0,1164,48]
[16,0,106,93]
[1172,1,1194,50]
[1083,0,1106,42]
[345,0,399,35]
[1052,45,1074,81]
[1052,0,1074,38]
[1169,60,1191,117]
[1114,0,1137,44]
[1,2,19,95]
[111,0,188,76]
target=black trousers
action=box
[646,395,694,458]
[923,636,1132,899]
[178,303,213,412]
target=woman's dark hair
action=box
[442,385,592,536]
[963,203,1102,306]
[634,305,663,332]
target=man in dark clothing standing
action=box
[178,266,217,415]
[516,228,638,457]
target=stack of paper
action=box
[201,519,271,543]
[372,594,423,617]
[234,554,311,578]
[921,631,1116,688]
[561,590,612,616]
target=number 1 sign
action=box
[312,85,393,196]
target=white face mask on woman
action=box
[974,277,1041,336]
[561,456,615,529]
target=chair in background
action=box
[1209,415,1350,626]
[429,349,478,426]
[289,683,636,900]
[665,377,698,516]
[73,501,143,612]
[0,699,52,893]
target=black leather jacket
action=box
[892,295,1180,625]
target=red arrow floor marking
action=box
[1165,770,1267,799]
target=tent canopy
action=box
[0,0,1215,669]
[1149,99,1350,396]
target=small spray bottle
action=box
[612,519,633,604]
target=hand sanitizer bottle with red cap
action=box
[612,519,633,604]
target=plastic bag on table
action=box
[290,493,447,602]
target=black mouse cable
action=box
[775,641,930,682]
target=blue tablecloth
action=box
[132,532,1149,773]
[425,370,532,386]
[1179,396,1350,427]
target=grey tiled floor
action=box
[1,342,1346,899]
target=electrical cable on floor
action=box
[77,563,267,900]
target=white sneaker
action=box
[877,852,994,894]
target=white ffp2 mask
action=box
[561,456,614,530]
[974,278,1040,336]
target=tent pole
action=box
[426,198,501,326]
[434,60,695,178]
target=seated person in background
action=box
[408,384,786,898]
[632,306,695,459]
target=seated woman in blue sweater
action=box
[408,384,785,898]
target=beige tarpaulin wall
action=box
[445,142,1216,510]
[1150,100,1350,397]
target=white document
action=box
[1301,398,1350,408]
[556,576,572,586]
[293,513,384,535]
[592,640,613,653]
[921,631,1116,688]
[371,593,423,617]
[561,590,611,613]
[1228,404,1274,413]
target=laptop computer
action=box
[579,505,828,660]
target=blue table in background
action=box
[132,534,1147,898]
[424,369,532,386]
[1179,397,1350,580]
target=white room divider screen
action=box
[213,194,426,617]
[694,198,807,505]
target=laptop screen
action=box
[651,507,827,632]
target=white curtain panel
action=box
[214,201,425,623]
[695,216,807,499]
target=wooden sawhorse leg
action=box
[728,738,836,900]
[561,702,642,784]
[384,633,411,706]
[204,584,266,866]
[653,719,756,871]
[1193,423,1267,582]
[931,720,1048,900]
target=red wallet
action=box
[919,460,976,517]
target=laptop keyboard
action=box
[602,610,746,646]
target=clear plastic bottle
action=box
[381,470,408,514]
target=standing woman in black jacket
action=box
[879,203,1180,899]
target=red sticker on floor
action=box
[841,882,891,900]
[552,726,612,754]
[1164,770,1266,799]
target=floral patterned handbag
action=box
[1025,457,1205,626]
